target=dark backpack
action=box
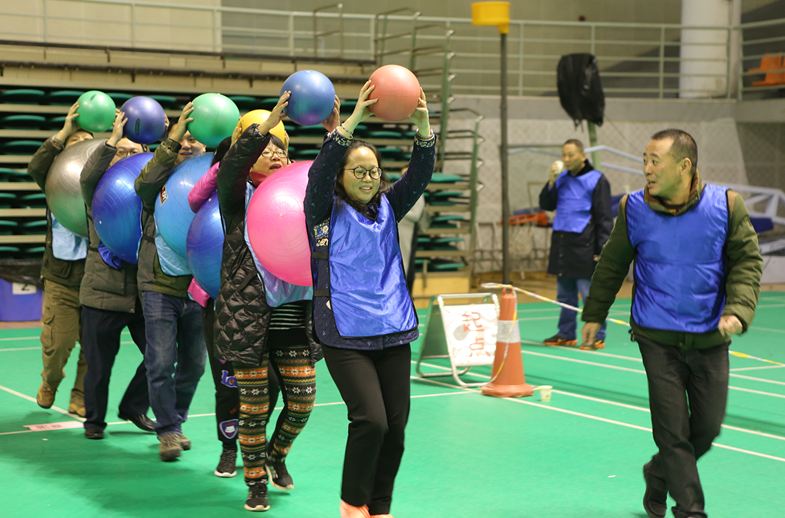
[557,53,605,127]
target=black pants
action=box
[81,305,150,431]
[638,336,729,517]
[323,343,411,515]
[203,304,280,449]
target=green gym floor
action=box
[1,293,784,518]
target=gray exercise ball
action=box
[45,138,106,237]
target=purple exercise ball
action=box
[121,96,167,145]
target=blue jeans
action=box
[141,290,207,435]
[556,276,606,341]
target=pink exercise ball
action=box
[246,161,313,287]
[368,65,421,121]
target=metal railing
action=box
[0,0,783,99]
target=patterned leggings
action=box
[234,327,316,487]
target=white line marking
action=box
[731,365,785,373]
[0,383,82,422]
[0,347,40,352]
[415,362,785,462]
[522,349,785,399]
[0,381,469,436]
[417,360,785,443]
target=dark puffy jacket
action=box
[213,125,319,368]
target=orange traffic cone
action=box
[481,287,534,398]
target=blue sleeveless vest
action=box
[627,184,728,333]
[51,215,88,261]
[241,183,312,308]
[552,169,601,233]
[327,196,417,337]
[155,230,191,276]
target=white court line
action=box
[417,360,785,444]
[415,363,785,463]
[747,326,785,335]
[523,343,785,388]
[731,365,785,372]
[0,383,82,422]
[0,379,471,436]
[0,336,39,342]
[524,349,785,400]
[0,347,39,352]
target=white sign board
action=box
[439,304,497,367]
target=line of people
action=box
[30,81,435,517]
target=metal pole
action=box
[500,31,510,284]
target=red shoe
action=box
[543,334,577,347]
[579,339,605,351]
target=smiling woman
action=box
[304,79,436,518]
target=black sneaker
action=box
[244,483,270,512]
[215,447,237,478]
[266,458,294,491]
[643,462,667,518]
[543,334,577,347]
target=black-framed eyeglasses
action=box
[345,166,382,180]
[261,148,288,159]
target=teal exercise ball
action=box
[76,90,116,132]
[188,93,240,148]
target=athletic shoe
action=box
[215,447,237,478]
[266,458,294,490]
[579,339,605,351]
[174,432,191,450]
[543,334,577,347]
[36,382,55,409]
[159,432,182,462]
[244,483,270,512]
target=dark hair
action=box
[268,135,287,154]
[334,140,392,214]
[562,138,584,153]
[211,137,231,165]
[651,128,698,176]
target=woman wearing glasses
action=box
[305,81,435,518]
[213,91,340,512]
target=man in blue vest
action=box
[581,129,762,518]
[539,139,612,349]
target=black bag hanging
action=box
[557,53,605,128]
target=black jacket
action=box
[213,124,319,367]
[539,160,612,278]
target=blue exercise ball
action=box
[187,195,224,298]
[154,153,214,257]
[121,96,167,144]
[92,152,153,264]
[280,70,335,125]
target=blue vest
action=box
[325,196,417,337]
[241,183,312,308]
[552,169,601,233]
[627,184,728,333]
[51,215,88,261]
[155,230,191,276]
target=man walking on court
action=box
[581,129,762,518]
[539,138,612,349]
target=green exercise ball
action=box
[76,90,116,132]
[188,93,240,148]
[45,138,107,237]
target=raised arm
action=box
[134,103,192,209]
[81,111,125,207]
